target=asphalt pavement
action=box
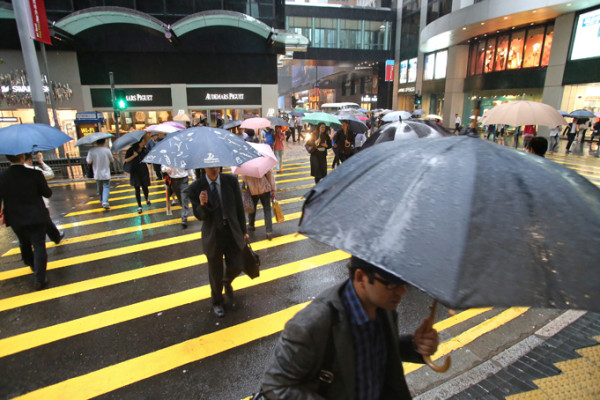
[0,138,598,399]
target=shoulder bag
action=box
[242,241,260,279]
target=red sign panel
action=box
[385,60,395,82]
[28,0,51,44]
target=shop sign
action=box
[361,95,378,102]
[90,88,172,108]
[0,117,19,122]
[398,87,416,93]
[1,85,50,94]
[76,112,104,121]
[385,60,395,82]
[187,87,262,106]
[27,0,51,45]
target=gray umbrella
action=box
[142,126,261,169]
[111,130,148,153]
[267,117,290,127]
[299,136,600,312]
[362,120,452,149]
[336,114,369,133]
[222,120,242,130]
[74,132,115,147]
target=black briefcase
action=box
[242,241,260,279]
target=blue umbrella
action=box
[569,109,595,119]
[75,132,115,147]
[558,110,571,117]
[111,130,148,153]
[0,123,73,155]
[290,110,305,117]
[142,126,262,169]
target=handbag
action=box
[272,199,284,223]
[305,142,316,154]
[86,164,94,179]
[123,162,132,173]
[242,183,255,213]
[242,241,260,279]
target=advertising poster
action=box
[399,60,408,84]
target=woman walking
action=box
[243,170,277,240]
[124,134,152,214]
[273,125,285,173]
[308,123,332,184]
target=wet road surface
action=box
[0,143,598,399]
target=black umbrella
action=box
[362,120,452,149]
[111,130,148,153]
[299,136,600,312]
[335,114,369,134]
[222,120,242,130]
[142,126,261,169]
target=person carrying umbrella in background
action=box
[23,152,64,245]
[242,169,277,241]
[124,134,152,214]
[334,120,355,163]
[273,125,286,173]
[259,255,439,399]
[308,123,332,184]
[295,115,305,141]
[0,153,54,290]
[564,119,578,154]
[86,138,114,210]
[161,165,194,228]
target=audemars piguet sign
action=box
[91,88,172,108]
[187,87,261,106]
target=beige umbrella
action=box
[481,100,566,127]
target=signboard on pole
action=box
[27,0,52,44]
[385,60,395,82]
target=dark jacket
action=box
[334,128,355,155]
[125,145,151,187]
[309,131,332,179]
[185,173,247,258]
[0,165,51,228]
[261,282,424,400]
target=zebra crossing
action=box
[1,152,599,399]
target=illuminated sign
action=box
[187,87,261,106]
[399,60,408,84]
[398,87,416,93]
[408,58,417,83]
[361,95,378,102]
[126,94,153,102]
[1,85,50,93]
[91,88,172,108]
[205,93,245,101]
[0,117,19,122]
[385,60,395,82]
[571,7,600,60]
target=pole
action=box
[12,0,49,125]
[109,72,120,138]
[39,43,59,128]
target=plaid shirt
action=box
[342,280,387,400]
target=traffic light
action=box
[114,89,128,110]
[414,93,422,105]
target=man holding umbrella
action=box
[260,256,439,398]
[187,166,250,318]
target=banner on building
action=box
[28,0,52,44]
[385,60,395,82]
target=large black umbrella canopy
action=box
[142,126,262,169]
[299,137,600,312]
[111,130,148,153]
[362,120,452,149]
[335,114,369,133]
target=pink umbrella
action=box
[164,121,185,130]
[231,142,278,178]
[240,117,271,131]
[357,116,369,121]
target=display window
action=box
[507,30,525,69]
[541,26,553,67]
[484,38,496,73]
[468,43,478,76]
[424,53,435,80]
[495,35,509,71]
[476,40,486,75]
[523,27,545,68]
[434,50,448,79]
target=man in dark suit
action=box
[187,166,249,317]
[0,153,53,290]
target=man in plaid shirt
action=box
[260,256,439,399]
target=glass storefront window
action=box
[484,38,496,73]
[475,40,486,75]
[507,30,525,69]
[424,53,435,80]
[434,50,448,79]
[541,25,553,67]
[495,35,509,71]
[340,20,361,49]
[314,18,337,48]
[523,27,545,68]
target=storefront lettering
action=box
[1,85,50,93]
[204,93,246,101]
[125,94,154,102]
[361,95,378,102]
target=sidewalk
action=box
[417,311,600,399]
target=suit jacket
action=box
[261,282,424,400]
[0,165,51,228]
[186,173,247,258]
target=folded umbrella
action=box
[143,126,262,169]
[299,136,600,312]
[0,123,73,155]
[111,130,148,153]
[231,143,278,178]
[75,132,115,147]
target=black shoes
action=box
[54,231,65,245]
[213,303,225,318]
[34,279,49,291]
[146,200,151,206]
[266,231,273,241]
[181,220,188,229]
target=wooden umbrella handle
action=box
[423,300,451,373]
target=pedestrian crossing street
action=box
[1,151,599,399]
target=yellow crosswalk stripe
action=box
[0,251,350,358]
[0,233,309,311]
[58,207,173,229]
